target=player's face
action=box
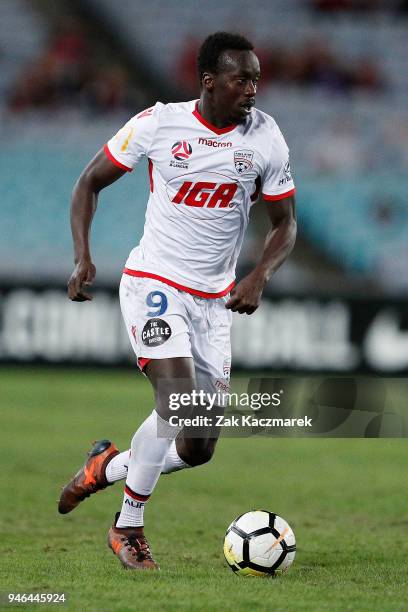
[212,50,260,124]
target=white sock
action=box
[161,440,191,474]
[117,492,145,527]
[116,410,181,528]
[106,441,190,483]
[105,450,130,483]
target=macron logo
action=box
[198,137,232,148]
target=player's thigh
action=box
[191,295,232,395]
[177,295,232,445]
[119,274,192,369]
[120,276,198,422]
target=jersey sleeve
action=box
[261,124,296,201]
[104,103,162,172]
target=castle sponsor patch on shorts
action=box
[142,318,172,346]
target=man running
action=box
[59,31,296,570]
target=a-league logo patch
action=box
[142,318,172,347]
[234,149,254,174]
[172,141,192,161]
[170,141,192,169]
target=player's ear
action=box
[202,72,215,92]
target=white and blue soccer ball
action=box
[223,510,296,577]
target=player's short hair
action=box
[197,32,254,82]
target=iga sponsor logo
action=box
[142,318,172,347]
[172,181,237,208]
[234,149,254,174]
[172,140,193,160]
[166,171,241,220]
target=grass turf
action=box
[0,368,407,611]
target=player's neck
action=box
[197,97,235,129]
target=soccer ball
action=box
[223,510,296,577]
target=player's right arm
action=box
[68,104,161,301]
[68,150,126,301]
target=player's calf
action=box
[176,437,218,467]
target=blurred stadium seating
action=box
[0,0,407,293]
[0,0,47,98]
[91,0,408,98]
[0,134,149,281]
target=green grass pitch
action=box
[1,368,407,611]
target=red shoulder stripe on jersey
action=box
[262,188,296,201]
[123,268,235,299]
[148,159,154,192]
[192,102,237,135]
[103,144,132,172]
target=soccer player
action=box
[59,32,296,570]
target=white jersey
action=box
[105,100,295,298]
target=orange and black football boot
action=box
[108,512,159,570]
[58,439,119,514]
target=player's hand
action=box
[67,259,96,301]
[225,271,266,315]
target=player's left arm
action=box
[226,194,296,315]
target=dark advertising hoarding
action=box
[0,285,407,373]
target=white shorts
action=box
[119,274,232,391]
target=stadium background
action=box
[1,1,407,610]
[1,0,407,373]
